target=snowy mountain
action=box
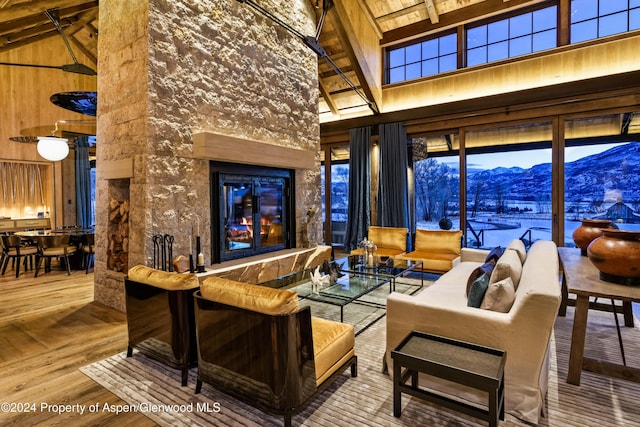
[467,142,640,204]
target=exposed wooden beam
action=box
[0,0,96,22]
[319,79,340,116]
[381,0,546,45]
[356,0,382,39]
[330,0,381,112]
[424,0,439,24]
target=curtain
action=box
[377,122,410,233]
[75,136,92,228]
[344,127,371,252]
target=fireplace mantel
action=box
[193,132,315,170]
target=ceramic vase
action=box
[572,219,613,256]
[587,229,640,285]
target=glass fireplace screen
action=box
[215,168,291,262]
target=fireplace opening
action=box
[210,162,294,263]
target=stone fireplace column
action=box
[95,0,322,311]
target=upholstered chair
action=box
[34,235,73,277]
[1,235,38,278]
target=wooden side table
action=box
[558,247,640,385]
[391,331,506,427]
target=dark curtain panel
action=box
[344,127,371,252]
[75,136,92,228]
[377,122,409,232]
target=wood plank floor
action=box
[0,261,155,426]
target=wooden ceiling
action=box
[0,0,544,122]
[0,0,98,66]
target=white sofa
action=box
[385,239,561,425]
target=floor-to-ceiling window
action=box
[321,145,350,247]
[412,135,461,231]
[563,112,640,247]
[464,122,553,248]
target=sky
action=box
[461,142,627,171]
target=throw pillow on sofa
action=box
[484,246,504,264]
[489,249,523,290]
[465,259,496,297]
[480,276,516,312]
[467,273,490,308]
[506,239,527,264]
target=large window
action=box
[467,6,557,67]
[571,0,640,43]
[386,33,457,84]
[321,145,350,246]
[464,122,553,248]
[412,136,460,231]
[563,113,640,247]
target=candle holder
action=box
[189,253,195,273]
[196,236,206,273]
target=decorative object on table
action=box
[358,238,377,268]
[310,265,331,294]
[195,235,205,273]
[439,217,453,230]
[572,219,614,256]
[172,255,190,273]
[320,259,345,284]
[587,229,640,285]
[152,233,174,271]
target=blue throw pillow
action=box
[485,246,504,264]
[467,272,490,308]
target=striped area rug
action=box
[81,303,640,426]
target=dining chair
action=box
[82,233,95,274]
[35,235,72,277]
[1,235,38,278]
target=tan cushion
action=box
[311,316,355,385]
[402,249,459,273]
[506,239,527,264]
[368,226,408,252]
[200,276,298,315]
[127,265,200,291]
[481,276,516,312]
[489,249,523,290]
[414,229,462,255]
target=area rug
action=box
[81,303,640,426]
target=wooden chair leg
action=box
[15,255,21,278]
[34,255,43,277]
[64,254,71,275]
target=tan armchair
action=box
[350,226,408,258]
[399,229,462,273]
[194,276,357,427]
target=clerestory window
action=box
[466,6,558,67]
[571,0,640,43]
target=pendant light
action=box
[37,136,69,161]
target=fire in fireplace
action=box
[210,162,294,263]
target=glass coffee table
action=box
[259,256,423,334]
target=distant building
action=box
[594,201,640,224]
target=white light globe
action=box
[37,136,69,161]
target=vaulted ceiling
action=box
[1,1,548,124]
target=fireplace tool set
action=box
[152,233,205,273]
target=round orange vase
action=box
[587,229,640,285]
[572,219,613,256]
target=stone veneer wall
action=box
[96,0,321,311]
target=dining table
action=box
[14,228,94,271]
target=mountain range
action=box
[467,142,640,204]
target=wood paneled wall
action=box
[0,36,96,226]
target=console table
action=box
[558,247,640,385]
[391,331,505,427]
